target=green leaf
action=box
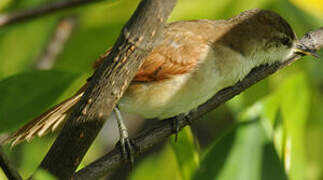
[0,70,80,133]
[169,126,200,180]
[0,0,10,10]
[170,0,268,21]
[33,169,57,180]
[129,127,199,180]
[0,18,57,79]
[278,73,310,179]
[192,127,236,180]
[0,167,8,180]
[193,108,287,180]
[129,145,181,180]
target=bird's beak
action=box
[294,42,320,58]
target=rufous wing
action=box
[93,22,208,82]
[93,48,198,81]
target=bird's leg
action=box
[172,112,194,142]
[172,114,187,142]
[172,117,180,142]
[114,106,134,165]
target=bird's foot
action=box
[116,136,135,166]
[114,106,136,166]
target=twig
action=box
[0,0,103,28]
[0,146,22,180]
[36,0,177,179]
[299,27,323,50]
[33,16,76,70]
[73,27,323,180]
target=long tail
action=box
[3,85,87,146]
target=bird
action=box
[3,8,318,146]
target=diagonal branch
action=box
[0,0,103,28]
[36,0,177,179]
[73,27,323,180]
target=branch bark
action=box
[36,0,177,179]
[73,27,323,180]
[0,0,103,28]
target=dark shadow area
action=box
[261,143,288,180]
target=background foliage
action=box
[0,0,322,179]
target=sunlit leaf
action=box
[14,135,55,177]
[0,167,8,180]
[0,0,10,10]
[169,126,200,180]
[33,169,57,180]
[278,73,310,179]
[129,145,181,180]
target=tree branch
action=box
[0,146,22,180]
[36,0,177,179]
[0,0,103,28]
[33,16,76,70]
[73,27,323,180]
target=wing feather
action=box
[93,21,210,82]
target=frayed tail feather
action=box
[2,87,85,147]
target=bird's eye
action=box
[281,37,290,46]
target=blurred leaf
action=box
[0,18,57,79]
[0,0,10,10]
[0,70,80,133]
[278,73,310,179]
[129,145,181,180]
[259,73,311,179]
[170,0,268,21]
[192,127,236,180]
[0,168,8,180]
[306,89,323,178]
[289,0,323,19]
[0,134,57,178]
[261,95,284,158]
[130,128,199,180]
[193,105,287,180]
[33,169,57,180]
[169,127,200,180]
[54,22,123,73]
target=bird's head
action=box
[221,9,319,64]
